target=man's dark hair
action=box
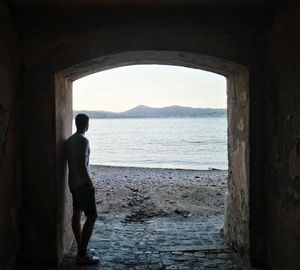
[75,113,89,130]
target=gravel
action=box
[91,165,228,222]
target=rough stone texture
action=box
[0,1,20,269]
[55,73,74,259]
[264,2,300,269]
[225,68,249,260]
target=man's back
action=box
[66,133,90,189]
[67,113,100,265]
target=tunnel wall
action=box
[265,2,300,269]
[55,73,73,259]
[21,65,61,266]
[0,1,21,269]
[225,70,250,258]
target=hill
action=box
[73,105,226,118]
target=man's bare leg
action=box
[79,214,98,252]
[72,209,82,248]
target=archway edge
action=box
[59,50,248,81]
[55,49,250,263]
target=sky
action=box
[73,64,227,112]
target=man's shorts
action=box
[70,183,97,216]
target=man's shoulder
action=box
[78,134,89,144]
[66,133,76,144]
[66,133,89,145]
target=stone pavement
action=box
[59,214,249,270]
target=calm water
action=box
[75,117,228,170]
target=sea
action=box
[75,117,228,170]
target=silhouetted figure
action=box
[65,113,100,265]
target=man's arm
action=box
[77,156,94,189]
[77,138,94,189]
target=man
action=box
[65,113,100,265]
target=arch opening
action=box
[73,64,227,170]
[72,63,228,221]
[55,50,249,262]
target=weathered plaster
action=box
[225,69,250,259]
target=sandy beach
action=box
[91,165,227,222]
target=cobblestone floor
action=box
[59,214,249,270]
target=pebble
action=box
[78,165,231,264]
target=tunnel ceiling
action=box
[9,0,273,68]
[10,3,272,39]
[10,0,271,7]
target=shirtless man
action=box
[65,113,100,265]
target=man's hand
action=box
[78,156,94,190]
[87,181,95,191]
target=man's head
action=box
[75,113,89,133]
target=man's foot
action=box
[76,253,100,265]
[88,248,97,255]
[77,248,97,255]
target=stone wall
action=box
[225,70,250,260]
[0,1,21,269]
[21,66,61,266]
[55,73,73,259]
[265,2,300,269]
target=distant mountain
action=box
[74,105,226,119]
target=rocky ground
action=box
[91,165,228,222]
[59,214,247,270]
[57,166,244,270]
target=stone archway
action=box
[55,50,249,262]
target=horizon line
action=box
[73,104,227,113]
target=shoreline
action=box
[91,165,228,221]
[91,164,228,172]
